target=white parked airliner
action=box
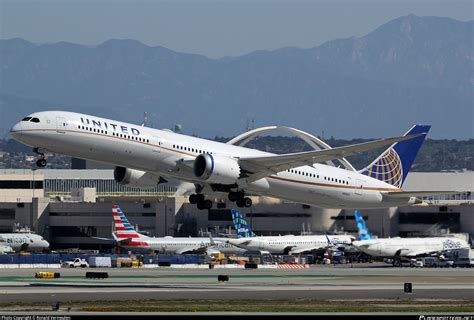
[353,237,470,261]
[110,204,244,255]
[226,209,353,255]
[10,111,450,209]
[0,233,50,252]
[352,211,470,266]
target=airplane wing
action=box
[383,191,464,198]
[175,247,221,255]
[227,239,253,248]
[392,247,443,257]
[289,246,325,254]
[175,247,206,255]
[91,236,134,245]
[405,250,443,257]
[238,134,424,182]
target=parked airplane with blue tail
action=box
[352,211,469,266]
[227,209,353,255]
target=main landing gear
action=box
[189,191,253,210]
[189,194,213,210]
[33,148,47,168]
[228,191,252,208]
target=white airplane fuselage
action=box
[11,111,415,209]
[119,236,246,255]
[228,234,354,254]
[0,233,50,252]
[352,237,469,258]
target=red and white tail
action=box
[112,204,143,240]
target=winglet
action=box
[209,233,216,246]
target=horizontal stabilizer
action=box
[91,236,115,241]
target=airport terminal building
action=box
[0,169,472,250]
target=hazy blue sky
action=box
[1,0,472,58]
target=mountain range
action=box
[0,14,472,139]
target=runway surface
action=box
[0,264,473,303]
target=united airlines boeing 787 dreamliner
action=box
[10,111,451,209]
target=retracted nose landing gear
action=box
[33,147,47,168]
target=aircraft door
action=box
[56,117,67,133]
[355,179,365,196]
[152,136,162,154]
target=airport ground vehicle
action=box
[450,253,474,268]
[61,258,89,268]
[410,257,450,268]
[443,248,474,268]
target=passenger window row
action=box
[173,144,213,155]
[78,125,150,143]
[286,168,349,185]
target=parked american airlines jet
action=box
[10,111,450,209]
[0,233,50,252]
[111,204,244,255]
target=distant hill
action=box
[0,15,472,139]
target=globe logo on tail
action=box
[365,148,403,188]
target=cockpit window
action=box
[22,117,32,121]
[30,118,40,123]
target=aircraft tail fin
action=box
[112,204,146,240]
[355,210,372,240]
[359,125,430,188]
[231,209,256,238]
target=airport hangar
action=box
[0,168,472,250]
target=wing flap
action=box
[289,246,325,254]
[406,250,440,257]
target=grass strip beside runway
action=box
[1,299,473,313]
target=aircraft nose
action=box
[10,122,22,139]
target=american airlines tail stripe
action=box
[115,224,134,231]
[114,222,134,228]
[116,234,140,238]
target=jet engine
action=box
[113,167,165,188]
[193,154,240,185]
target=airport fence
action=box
[0,254,206,265]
